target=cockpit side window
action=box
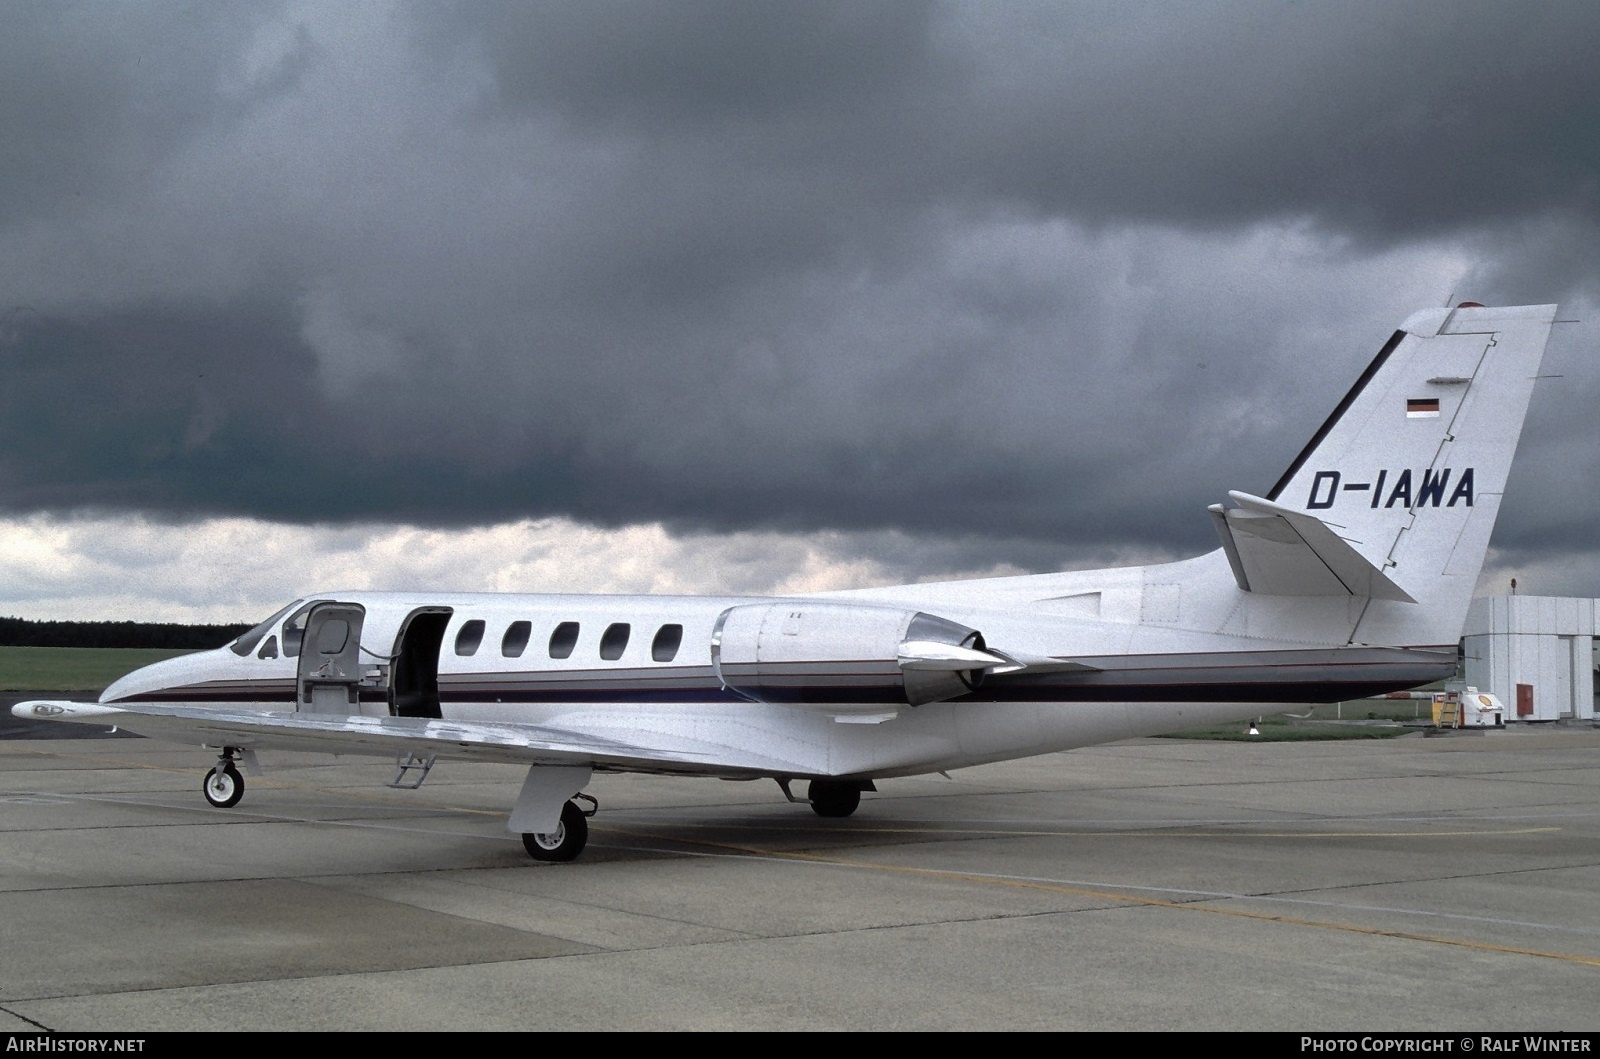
[283,607,312,657]
[257,635,279,660]
[229,599,304,657]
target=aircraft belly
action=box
[1011,701,1136,761]
[955,700,1043,760]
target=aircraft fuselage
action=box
[100,587,1454,781]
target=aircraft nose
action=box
[101,665,157,703]
[100,650,219,704]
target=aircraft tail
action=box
[1210,302,1558,647]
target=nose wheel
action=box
[521,798,591,862]
[203,762,244,808]
[202,748,247,808]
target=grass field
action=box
[0,646,195,692]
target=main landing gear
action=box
[807,779,862,818]
[777,778,873,817]
[203,749,246,808]
[521,794,598,862]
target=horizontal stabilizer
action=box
[1208,491,1415,602]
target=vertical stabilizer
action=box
[1243,303,1557,647]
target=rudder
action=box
[1257,303,1557,646]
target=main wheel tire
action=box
[807,780,861,818]
[203,763,244,808]
[522,800,589,862]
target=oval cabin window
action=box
[599,623,631,660]
[548,622,580,659]
[502,620,532,658]
[455,619,486,656]
[651,624,683,662]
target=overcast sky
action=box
[2,0,1596,622]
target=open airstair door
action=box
[390,608,451,719]
[296,602,367,715]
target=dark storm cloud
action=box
[2,0,1597,575]
[946,2,1600,239]
[442,0,1600,253]
[0,260,1417,565]
[0,300,315,512]
[0,1,284,226]
[468,0,943,124]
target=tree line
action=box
[0,617,252,650]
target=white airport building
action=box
[1462,596,1599,722]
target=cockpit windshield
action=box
[228,599,305,657]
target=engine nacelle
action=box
[710,601,1003,707]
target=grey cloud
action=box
[2,1,1596,585]
[0,244,1422,564]
[943,1,1600,238]
[443,2,1600,244]
[463,0,944,125]
[0,1,283,226]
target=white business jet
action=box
[14,302,1560,862]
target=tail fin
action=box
[1213,302,1558,647]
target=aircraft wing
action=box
[11,700,820,778]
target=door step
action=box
[389,752,438,789]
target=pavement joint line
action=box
[590,828,1600,970]
[13,743,1600,969]
[0,1003,53,1031]
[598,820,1563,839]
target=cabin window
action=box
[502,620,532,658]
[651,624,683,662]
[548,621,580,659]
[600,623,631,660]
[315,619,350,655]
[455,619,486,656]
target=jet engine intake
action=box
[710,602,1004,707]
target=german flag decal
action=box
[1406,398,1441,418]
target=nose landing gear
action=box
[203,750,246,808]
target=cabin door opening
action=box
[296,602,368,715]
[392,608,451,718]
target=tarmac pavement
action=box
[3,715,1599,1031]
